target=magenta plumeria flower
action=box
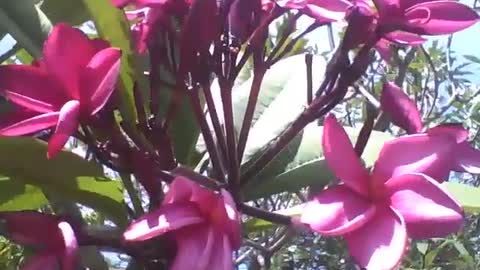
[0,23,121,158]
[0,211,78,270]
[300,115,463,269]
[275,0,352,23]
[124,177,241,270]
[381,82,480,180]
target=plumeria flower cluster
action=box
[0,0,478,268]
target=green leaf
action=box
[0,176,48,211]
[39,0,90,25]
[0,0,52,57]
[0,137,127,226]
[83,0,138,126]
[442,182,480,214]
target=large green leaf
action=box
[235,55,392,200]
[443,182,480,215]
[40,0,90,25]
[83,0,138,126]
[0,176,48,211]
[0,0,52,57]
[0,137,127,226]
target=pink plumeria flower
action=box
[0,211,78,270]
[381,82,480,180]
[300,115,464,270]
[0,23,121,158]
[275,0,352,23]
[124,177,241,270]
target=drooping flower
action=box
[124,177,241,270]
[300,115,463,270]
[0,23,121,158]
[0,211,78,270]
[381,82,480,179]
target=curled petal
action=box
[0,112,59,136]
[323,115,370,196]
[47,100,80,159]
[300,185,376,235]
[345,207,407,270]
[454,142,480,174]
[163,177,217,213]
[206,233,234,270]
[386,173,463,238]
[124,202,204,241]
[4,91,55,113]
[220,189,241,248]
[43,23,96,99]
[405,1,479,35]
[380,82,423,134]
[58,222,78,270]
[384,31,427,45]
[304,0,352,22]
[375,39,393,62]
[372,133,456,184]
[81,48,122,114]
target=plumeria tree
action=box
[0,0,479,269]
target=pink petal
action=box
[58,222,78,270]
[372,133,456,184]
[405,1,479,35]
[304,0,352,22]
[21,252,59,270]
[171,225,216,270]
[0,211,63,248]
[386,173,464,239]
[380,82,423,134]
[81,48,122,115]
[426,123,469,144]
[4,90,55,113]
[43,23,97,100]
[124,202,205,241]
[322,115,370,196]
[300,185,376,235]
[384,31,427,45]
[373,0,401,18]
[206,233,234,270]
[345,207,407,270]
[220,189,241,248]
[0,65,66,109]
[47,100,81,159]
[453,142,480,174]
[375,39,393,62]
[0,112,59,136]
[163,177,217,213]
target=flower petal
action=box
[206,233,234,270]
[426,123,469,144]
[43,23,96,99]
[220,189,241,248]
[375,39,393,62]
[58,221,78,270]
[386,173,463,238]
[164,177,217,213]
[345,207,407,270]
[0,65,66,110]
[300,185,376,235]
[0,112,59,136]
[47,100,80,159]
[0,211,63,248]
[170,225,216,270]
[304,0,351,22]
[21,252,59,270]
[372,133,456,184]
[454,142,480,174]
[405,1,479,35]
[384,31,427,45]
[323,115,370,196]
[124,202,204,241]
[81,48,122,115]
[380,82,423,134]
